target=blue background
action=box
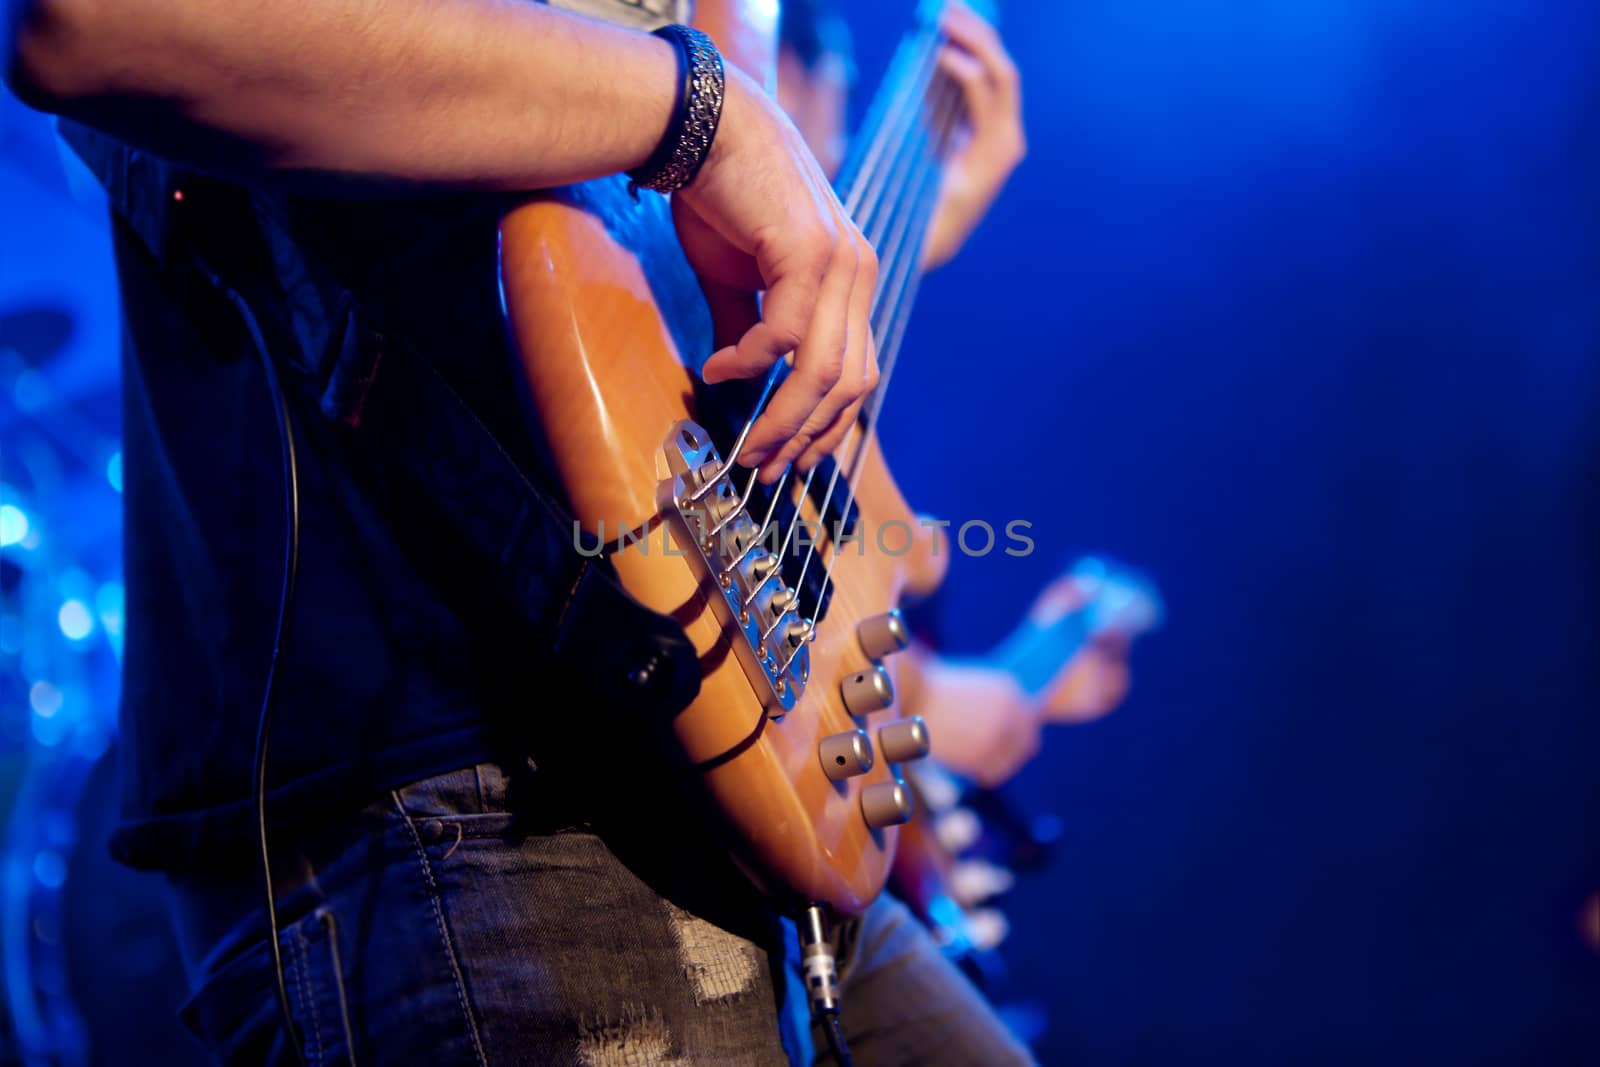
[2,0,1598,1063]
[859,0,1600,1061]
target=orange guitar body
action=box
[498,1,946,914]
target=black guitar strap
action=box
[56,119,701,723]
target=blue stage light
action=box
[0,503,28,547]
[28,681,62,718]
[106,451,123,493]
[57,600,93,641]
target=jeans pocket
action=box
[178,907,358,1067]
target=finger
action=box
[1029,574,1090,625]
[941,2,1021,111]
[766,227,877,475]
[937,45,999,129]
[699,281,760,355]
[701,233,829,385]
[1045,656,1130,724]
[742,231,859,473]
[797,391,864,474]
[753,307,856,478]
[795,278,878,471]
[797,345,875,472]
[1093,629,1134,657]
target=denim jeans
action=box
[165,761,1034,1065]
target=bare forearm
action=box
[5,1,885,476]
[6,0,675,190]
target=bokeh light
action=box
[0,502,29,546]
[57,599,93,641]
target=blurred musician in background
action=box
[774,7,1154,1034]
[776,0,1138,790]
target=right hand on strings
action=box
[673,65,881,482]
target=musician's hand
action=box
[915,657,1043,789]
[674,66,880,482]
[1044,639,1132,723]
[922,1,1026,272]
[1024,572,1136,723]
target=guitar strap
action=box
[55,119,702,724]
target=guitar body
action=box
[498,1,945,914]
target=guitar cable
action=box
[195,259,310,1067]
[823,1014,854,1067]
[801,905,856,1067]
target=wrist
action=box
[691,64,748,187]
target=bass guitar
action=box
[499,1,971,915]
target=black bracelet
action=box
[627,24,725,197]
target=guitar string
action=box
[728,28,940,603]
[743,18,948,618]
[861,80,964,425]
[766,59,960,652]
[782,151,950,667]
[691,24,937,512]
[703,5,938,507]
[751,23,949,635]
[737,37,940,606]
[861,45,951,252]
[832,0,948,199]
[774,78,955,641]
[780,79,964,667]
[840,18,940,217]
[796,71,962,548]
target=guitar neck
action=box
[834,6,963,344]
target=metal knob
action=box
[860,778,915,829]
[769,587,799,615]
[857,609,911,661]
[819,729,875,781]
[840,666,895,716]
[877,716,931,764]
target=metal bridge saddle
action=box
[660,420,811,716]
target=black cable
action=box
[205,269,307,1067]
[822,1012,855,1067]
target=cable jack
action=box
[800,904,854,1067]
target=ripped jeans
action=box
[165,762,1034,1066]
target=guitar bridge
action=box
[659,420,809,715]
